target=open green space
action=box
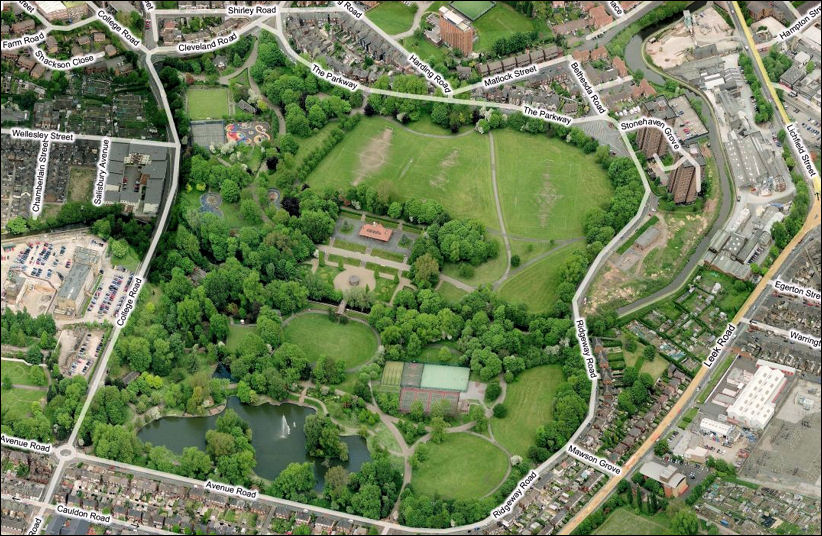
[417,343,462,366]
[494,129,612,241]
[401,35,447,67]
[0,387,46,422]
[411,433,508,500]
[68,167,95,202]
[441,246,507,287]
[592,508,671,535]
[473,4,538,52]
[617,216,659,254]
[437,281,468,303]
[0,360,46,387]
[307,117,498,230]
[373,275,398,303]
[451,1,494,20]
[225,323,256,352]
[333,238,368,253]
[187,87,229,120]
[622,339,669,381]
[498,244,582,312]
[113,243,142,272]
[491,365,563,458]
[365,1,417,34]
[179,188,245,229]
[283,314,377,368]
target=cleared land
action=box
[187,88,229,120]
[473,4,538,52]
[491,365,564,457]
[592,508,671,535]
[411,433,508,500]
[498,244,582,312]
[68,167,95,202]
[494,129,612,241]
[307,117,498,231]
[283,313,377,368]
[365,2,417,34]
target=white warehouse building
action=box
[727,361,791,430]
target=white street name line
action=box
[522,104,573,126]
[772,279,821,302]
[10,128,75,219]
[226,4,277,16]
[778,4,821,41]
[337,1,364,19]
[204,479,259,500]
[608,1,624,17]
[116,276,144,327]
[56,504,111,525]
[567,444,623,475]
[575,317,599,380]
[93,137,110,206]
[311,63,359,91]
[569,60,607,115]
[178,32,238,54]
[408,53,452,95]
[1,30,46,51]
[33,48,103,71]
[490,470,538,519]
[142,1,155,12]
[1,433,52,454]
[703,323,737,368]
[619,116,682,151]
[789,329,821,349]
[482,64,538,89]
[786,123,820,180]
[96,9,142,49]
[27,516,43,535]
[17,1,36,15]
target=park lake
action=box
[137,397,370,488]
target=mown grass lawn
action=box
[437,281,468,303]
[498,244,582,312]
[187,87,229,120]
[441,246,507,287]
[1,387,46,422]
[473,4,538,52]
[494,129,612,241]
[592,508,671,535]
[411,433,508,500]
[491,365,564,458]
[366,1,417,34]
[0,360,45,387]
[307,117,498,231]
[283,313,377,368]
[225,323,256,352]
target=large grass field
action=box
[283,313,377,368]
[306,117,498,231]
[498,244,583,312]
[491,365,564,458]
[592,508,671,535]
[437,281,468,303]
[1,387,46,422]
[187,87,229,120]
[366,1,417,34]
[494,129,612,241]
[411,433,508,500]
[0,360,46,387]
[441,247,507,286]
[473,4,538,52]
[451,1,494,20]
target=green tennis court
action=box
[382,361,404,386]
[450,1,495,20]
[420,364,469,392]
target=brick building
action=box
[438,6,474,56]
[637,127,668,159]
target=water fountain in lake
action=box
[280,415,292,438]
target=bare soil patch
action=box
[430,149,459,189]
[354,128,393,185]
[334,266,377,293]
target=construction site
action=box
[646,5,737,69]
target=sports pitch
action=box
[420,364,469,392]
[382,361,404,387]
[187,87,230,120]
[450,1,494,20]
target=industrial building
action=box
[727,360,792,430]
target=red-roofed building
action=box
[359,222,393,242]
[632,78,657,99]
[589,5,613,28]
[613,56,628,77]
[572,49,590,63]
[590,45,609,61]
